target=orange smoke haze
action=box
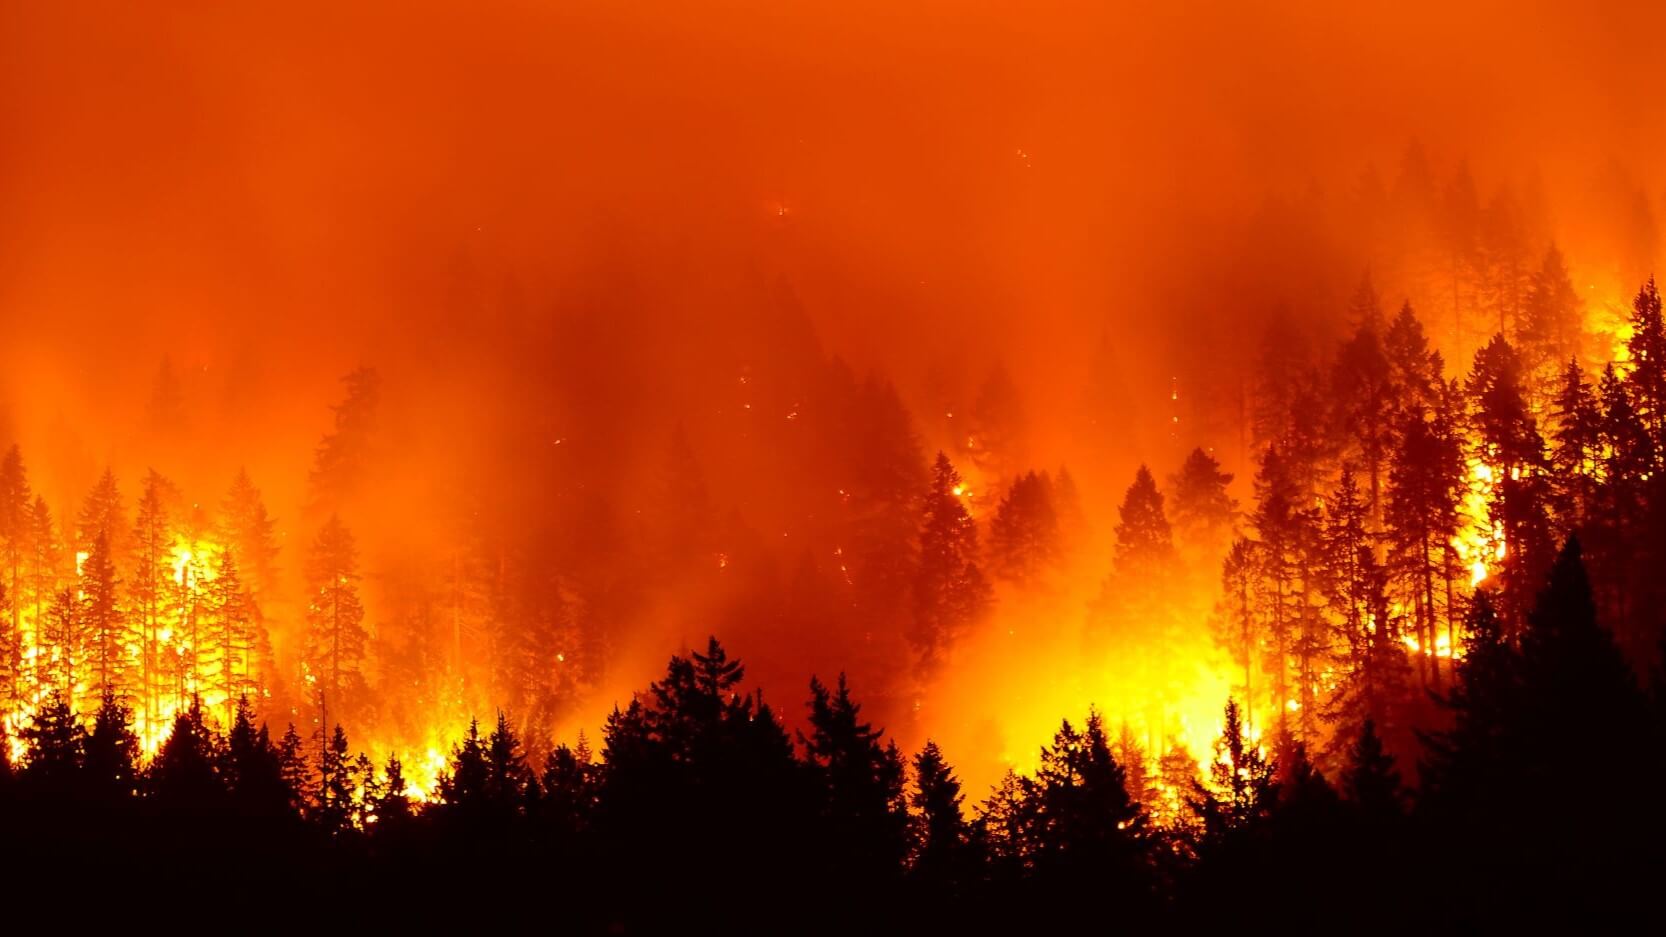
[4,1,1665,792]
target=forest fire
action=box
[3,0,1665,927]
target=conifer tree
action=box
[1624,277,1666,448]
[1549,358,1603,531]
[307,366,381,512]
[20,691,85,794]
[1168,447,1237,563]
[1189,699,1276,845]
[276,723,313,813]
[315,724,357,836]
[84,688,139,802]
[987,471,1060,586]
[79,529,129,708]
[0,445,33,707]
[910,453,991,673]
[804,673,908,877]
[909,739,970,891]
[130,468,177,733]
[1517,244,1583,387]
[302,515,369,727]
[1467,334,1556,628]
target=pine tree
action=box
[0,445,33,708]
[1168,447,1237,564]
[1189,699,1277,847]
[537,740,593,838]
[204,549,258,722]
[314,724,357,836]
[911,453,991,673]
[1549,358,1603,531]
[967,364,1028,485]
[219,468,280,600]
[1467,334,1556,628]
[302,515,369,727]
[148,699,224,809]
[909,739,970,892]
[1624,277,1666,448]
[84,688,139,802]
[130,468,177,736]
[483,710,531,813]
[1516,244,1583,387]
[276,723,313,813]
[1384,301,1441,417]
[1215,538,1261,715]
[1026,710,1150,905]
[26,496,59,675]
[1247,446,1324,726]
[76,468,126,555]
[307,366,381,512]
[987,471,1061,586]
[79,530,129,709]
[1339,718,1401,821]
[1329,301,1393,528]
[375,753,414,829]
[1112,465,1175,577]
[804,673,908,877]
[1386,402,1463,688]
[222,695,291,819]
[20,691,85,794]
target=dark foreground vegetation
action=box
[2,535,1660,931]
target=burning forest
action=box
[2,0,1665,930]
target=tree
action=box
[222,696,292,820]
[536,739,593,839]
[1329,301,1393,528]
[375,754,415,830]
[40,587,79,702]
[483,711,532,814]
[987,470,1061,587]
[307,366,381,512]
[1339,718,1401,822]
[302,515,370,728]
[1247,446,1324,727]
[1385,402,1463,688]
[1467,334,1556,628]
[204,549,259,722]
[1168,448,1237,563]
[909,740,971,892]
[20,691,85,794]
[1112,465,1175,577]
[276,723,313,813]
[79,530,130,710]
[1215,538,1261,714]
[84,688,139,801]
[1189,699,1276,846]
[967,364,1028,485]
[1516,244,1583,387]
[803,673,908,879]
[0,445,33,708]
[1624,277,1666,448]
[76,468,126,556]
[130,468,177,737]
[911,453,991,673]
[147,699,224,810]
[1549,358,1602,531]
[220,468,281,600]
[314,724,357,836]
[1026,710,1150,901]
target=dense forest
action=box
[9,2,1666,927]
[3,268,1664,927]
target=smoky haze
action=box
[3,0,1664,788]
